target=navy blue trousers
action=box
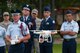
[24,41,33,53]
[8,43,24,53]
[0,46,5,53]
[62,39,76,53]
[39,42,53,53]
[24,32,34,53]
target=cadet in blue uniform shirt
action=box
[39,6,55,53]
[0,26,6,53]
[60,10,79,53]
[5,10,30,53]
[20,4,36,53]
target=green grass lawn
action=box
[53,44,80,53]
[6,44,80,53]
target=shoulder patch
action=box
[53,21,55,23]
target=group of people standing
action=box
[0,4,79,53]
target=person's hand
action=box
[51,31,57,35]
[23,40,28,43]
[16,39,22,44]
[10,40,16,45]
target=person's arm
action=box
[60,31,70,35]
[60,23,70,35]
[5,35,11,42]
[67,23,79,36]
[50,20,55,30]
[68,31,77,36]
[5,25,11,42]
[32,18,36,30]
[18,34,30,43]
[18,23,31,43]
[60,31,77,36]
[60,22,79,36]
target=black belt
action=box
[64,38,75,41]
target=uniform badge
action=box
[28,22,33,28]
[26,4,29,7]
[46,22,49,25]
[53,21,55,23]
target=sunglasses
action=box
[32,13,37,15]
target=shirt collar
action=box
[13,20,21,24]
[46,16,50,21]
[2,21,11,25]
[23,16,29,19]
[67,20,74,24]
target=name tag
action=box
[46,22,49,25]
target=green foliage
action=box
[1,0,80,10]
[55,0,80,8]
[53,44,80,53]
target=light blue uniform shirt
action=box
[0,26,6,47]
[6,20,29,40]
[60,20,79,39]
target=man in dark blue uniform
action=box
[20,4,36,53]
[60,10,79,53]
[39,6,55,53]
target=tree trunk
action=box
[39,0,42,18]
